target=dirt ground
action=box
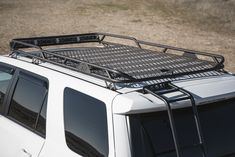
[0,0,234,72]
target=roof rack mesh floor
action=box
[46,44,218,80]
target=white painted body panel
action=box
[0,115,44,157]
[0,56,118,157]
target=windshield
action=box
[128,98,235,157]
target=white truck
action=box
[0,33,234,157]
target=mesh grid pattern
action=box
[46,44,217,80]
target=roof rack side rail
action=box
[10,33,101,50]
[98,32,142,48]
[97,33,224,67]
[137,40,224,65]
[11,49,136,84]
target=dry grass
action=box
[0,0,234,72]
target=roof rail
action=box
[9,32,225,86]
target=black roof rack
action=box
[9,32,225,86]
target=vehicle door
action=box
[0,64,48,157]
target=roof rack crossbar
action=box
[9,32,225,85]
[143,82,207,157]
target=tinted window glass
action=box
[0,67,13,112]
[64,88,108,157]
[36,95,47,135]
[129,98,235,157]
[199,98,235,157]
[8,73,47,133]
[129,109,199,157]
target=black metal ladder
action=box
[143,82,207,157]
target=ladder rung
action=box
[155,88,179,95]
[167,96,190,103]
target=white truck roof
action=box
[113,74,235,114]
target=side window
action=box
[8,72,48,136]
[64,88,109,157]
[0,65,14,113]
[36,95,47,135]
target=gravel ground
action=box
[0,0,234,72]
